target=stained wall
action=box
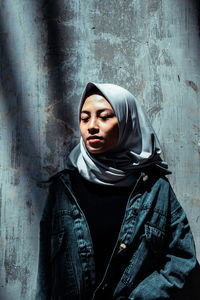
[0,0,199,298]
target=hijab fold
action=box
[67,82,168,186]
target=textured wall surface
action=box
[0,0,199,299]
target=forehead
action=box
[81,94,113,111]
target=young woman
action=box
[36,82,197,300]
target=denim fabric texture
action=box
[36,168,197,300]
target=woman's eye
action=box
[81,117,89,122]
[100,115,113,120]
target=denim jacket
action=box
[36,168,197,300]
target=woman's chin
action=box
[85,141,104,154]
[87,147,105,154]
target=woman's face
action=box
[80,94,119,154]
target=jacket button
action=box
[132,208,138,215]
[120,243,127,250]
[72,209,80,218]
[143,175,148,181]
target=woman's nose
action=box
[88,117,99,133]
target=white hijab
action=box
[67,82,168,186]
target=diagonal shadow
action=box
[192,0,200,38]
[41,0,79,171]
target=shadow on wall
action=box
[192,0,200,39]
[42,0,79,174]
[193,0,200,38]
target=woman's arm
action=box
[128,188,197,300]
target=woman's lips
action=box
[87,136,103,140]
[87,136,103,144]
[88,139,102,143]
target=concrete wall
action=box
[0,0,199,298]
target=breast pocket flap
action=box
[145,223,165,254]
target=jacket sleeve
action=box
[35,184,54,300]
[128,186,198,300]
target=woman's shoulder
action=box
[143,165,171,186]
[141,165,176,204]
[41,168,74,192]
[48,168,72,182]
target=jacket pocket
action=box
[50,231,79,297]
[144,223,165,255]
[51,231,65,261]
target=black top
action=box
[70,169,133,285]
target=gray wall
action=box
[0,0,199,299]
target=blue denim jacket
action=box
[36,168,197,300]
